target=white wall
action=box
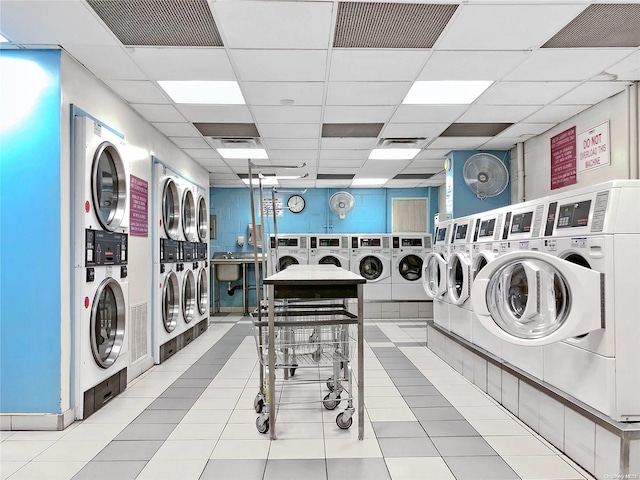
[524,87,636,200]
[59,51,209,412]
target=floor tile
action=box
[267,422,325,440]
[0,441,55,461]
[431,436,497,456]
[366,407,417,422]
[443,455,520,479]
[180,409,231,424]
[503,455,586,479]
[456,405,513,420]
[152,439,217,460]
[467,418,531,436]
[34,439,110,462]
[396,386,439,397]
[159,387,206,399]
[327,458,391,480]
[0,461,27,480]
[132,409,188,424]
[71,460,147,480]
[408,397,452,410]
[59,424,127,442]
[146,398,198,410]
[420,420,479,437]
[7,461,85,480]
[268,438,325,459]
[372,422,427,438]
[264,459,327,480]
[391,377,433,386]
[385,457,455,480]
[210,439,271,459]
[378,437,440,457]
[365,397,409,409]
[114,423,177,441]
[324,438,382,458]
[92,440,163,461]
[485,435,557,456]
[201,459,264,479]
[167,423,225,441]
[410,407,465,422]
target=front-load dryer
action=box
[193,242,210,335]
[446,218,476,341]
[391,234,432,301]
[309,234,350,269]
[181,181,198,243]
[155,162,182,243]
[178,241,198,350]
[73,115,129,419]
[423,221,453,329]
[268,234,309,275]
[154,238,181,363]
[351,234,392,301]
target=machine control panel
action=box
[160,238,179,263]
[392,237,424,248]
[478,218,496,239]
[455,223,469,240]
[183,241,195,262]
[510,212,533,234]
[434,226,448,244]
[557,200,591,229]
[85,229,128,266]
[196,242,208,261]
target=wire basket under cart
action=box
[251,300,358,434]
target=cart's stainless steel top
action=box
[264,264,366,285]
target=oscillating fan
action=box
[462,153,509,199]
[329,191,355,219]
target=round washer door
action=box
[447,252,471,305]
[91,277,126,368]
[182,270,196,323]
[398,254,423,282]
[472,250,497,280]
[471,251,604,346]
[422,252,447,298]
[197,195,208,242]
[279,256,299,271]
[182,188,197,241]
[92,142,127,231]
[359,256,383,281]
[162,179,181,240]
[197,268,208,315]
[320,255,342,267]
[162,271,180,333]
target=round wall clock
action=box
[287,195,306,214]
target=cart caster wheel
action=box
[254,396,264,414]
[256,416,269,434]
[289,363,298,377]
[323,392,341,410]
[336,412,353,430]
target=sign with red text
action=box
[130,175,148,237]
[550,126,576,190]
[577,121,609,174]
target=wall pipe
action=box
[517,142,525,202]
[628,82,639,180]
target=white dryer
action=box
[391,233,432,301]
[446,218,476,341]
[350,234,392,301]
[268,234,309,275]
[178,241,198,350]
[154,238,182,363]
[181,181,198,244]
[423,220,453,329]
[309,234,350,269]
[194,241,210,334]
[535,181,640,421]
[73,115,129,419]
[156,163,182,242]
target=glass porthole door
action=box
[197,196,208,242]
[447,252,471,305]
[91,278,126,368]
[182,270,196,323]
[182,188,197,242]
[197,268,208,315]
[162,271,180,333]
[279,256,299,271]
[422,252,447,298]
[471,251,603,346]
[92,142,127,231]
[162,179,180,240]
[359,256,384,281]
[320,256,342,267]
[399,254,423,282]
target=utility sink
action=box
[212,252,242,282]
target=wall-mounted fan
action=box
[329,191,355,219]
[462,153,509,200]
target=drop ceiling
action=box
[1,0,639,189]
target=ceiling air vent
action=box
[377,138,427,149]
[210,138,262,149]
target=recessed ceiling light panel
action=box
[403,81,493,105]
[0,33,9,43]
[158,80,245,104]
[368,148,420,160]
[352,178,388,186]
[217,148,268,159]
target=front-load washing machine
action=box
[309,234,350,269]
[154,238,181,363]
[196,188,209,244]
[534,180,640,421]
[193,241,209,336]
[181,181,198,243]
[351,234,392,301]
[423,220,453,329]
[178,241,198,350]
[446,217,476,341]
[268,234,309,275]
[391,233,432,301]
[73,115,129,419]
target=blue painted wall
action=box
[0,50,62,412]
[210,186,438,308]
[445,150,511,218]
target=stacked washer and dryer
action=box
[194,189,210,336]
[73,114,129,419]
[390,234,432,301]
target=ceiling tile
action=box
[477,82,580,106]
[320,150,370,160]
[231,49,327,81]
[326,82,411,106]
[104,80,168,104]
[152,122,201,136]
[212,1,332,49]
[554,81,629,105]
[322,123,383,138]
[436,3,588,50]
[414,149,452,160]
[323,106,395,123]
[206,165,234,173]
[440,123,512,137]
[428,137,492,149]
[242,82,324,106]
[64,45,146,80]
[406,160,447,170]
[169,137,211,149]
[263,138,319,150]
[259,124,321,138]
[524,104,590,123]
[183,148,220,159]
[129,47,236,80]
[194,123,259,137]
[417,51,530,81]
[361,160,411,175]
[498,123,556,138]
[605,51,640,81]
[381,123,449,139]
[390,105,467,123]
[252,106,322,124]
[316,179,354,187]
[317,173,354,180]
[385,180,424,188]
[458,105,541,123]
[318,159,366,168]
[479,137,522,149]
[131,104,184,122]
[318,167,362,174]
[267,150,318,161]
[176,105,253,123]
[504,49,636,81]
[320,138,378,149]
[329,49,430,81]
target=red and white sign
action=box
[577,121,610,174]
[130,175,148,237]
[550,126,576,190]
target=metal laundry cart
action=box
[255,264,366,440]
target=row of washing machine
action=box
[72,114,211,421]
[423,180,640,423]
[267,233,432,301]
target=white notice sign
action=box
[577,121,610,174]
[262,197,283,217]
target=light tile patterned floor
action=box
[0,315,593,480]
